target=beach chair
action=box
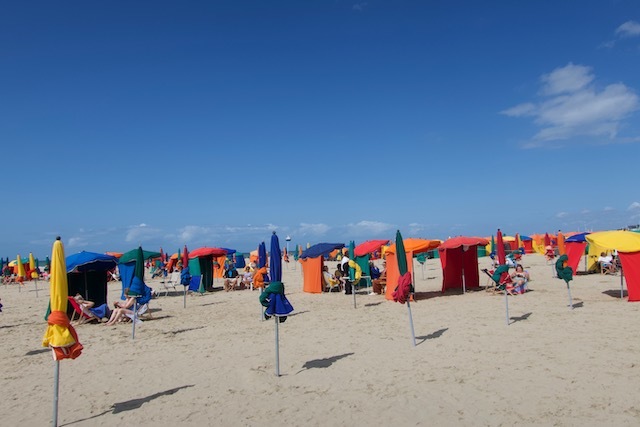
[160,271,180,296]
[124,302,152,324]
[67,296,101,325]
[322,272,342,293]
[481,268,515,296]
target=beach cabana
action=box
[520,235,534,253]
[353,239,390,284]
[188,247,227,292]
[66,251,118,307]
[438,237,489,293]
[384,238,440,300]
[565,233,590,274]
[118,248,160,299]
[300,243,345,293]
[586,231,640,301]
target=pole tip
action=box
[56,236,61,241]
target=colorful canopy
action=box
[354,240,389,257]
[119,249,161,263]
[300,243,345,259]
[585,231,640,252]
[66,251,118,273]
[386,238,439,254]
[438,236,489,249]
[189,247,227,258]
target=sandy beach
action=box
[1,253,640,426]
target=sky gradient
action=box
[2,1,640,259]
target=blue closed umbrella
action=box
[270,233,282,283]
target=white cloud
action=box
[125,224,162,243]
[502,63,639,145]
[604,206,615,211]
[540,63,594,96]
[68,236,88,248]
[297,223,330,236]
[347,220,395,235]
[628,202,640,211]
[556,211,569,218]
[581,209,591,215]
[616,20,640,38]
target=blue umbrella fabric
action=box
[300,243,345,259]
[66,251,118,273]
[258,242,267,269]
[565,232,590,243]
[260,232,293,320]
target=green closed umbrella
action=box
[395,230,416,347]
[555,255,574,309]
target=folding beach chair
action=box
[67,296,101,325]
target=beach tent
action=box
[118,247,160,299]
[438,237,489,293]
[188,247,226,292]
[300,243,345,293]
[586,231,640,301]
[66,251,118,307]
[352,240,389,285]
[565,233,589,274]
[520,235,534,253]
[384,238,440,300]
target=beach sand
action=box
[1,254,639,426]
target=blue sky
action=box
[2,1,640,258]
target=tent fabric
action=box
[118,261,135,300]
[586,231,640,271]
[234,255,246,269]
[213,255,226,278]
[384,248,413,301]
[300,243,345,259]
[386,238,439,255]
[119,249,161,263]
[301,257,323,293]
[354,240,389,257]
[67,270,109,307]
[565,242,587,274]
[439,244,481,292]
[189,247,227,258]
[438,237,489,249]
[618,252,640,302]
[66,251,118,273]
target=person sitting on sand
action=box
[74,294,111,321]
[509,264,530,294]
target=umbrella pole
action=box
[132,299,137,339]
[35,279,39,298]
[406,300,416,347]
[462,268,466,294]
[274,316,280,376]
[620,270,625,300]
[422,263,425,280]
[353,281,357,309]
[504,288,510,325]
[566,282,573,309]
[52,359,59,427]
[183,286,187,308]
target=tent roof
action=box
[119,248,161,263]
[387,238,440,254]
[585,230,640,252]
[220,247,236,254]
[66,251,118,273]
[354,240,389,257]
[189,247,227,258]
[439,236,489,250]
[301,243,345,259]
[566,232,590,243]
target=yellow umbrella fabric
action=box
[29,252,38,279]
[42,238,83,360]
[586,230,640,253]
[16,254,26,278]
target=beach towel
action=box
[89,303,111,319]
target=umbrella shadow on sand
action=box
[415,328,448,345]
[296,353,355,374]
[509,312,532,324]
[602,289,627,299]
[60,385,194,426]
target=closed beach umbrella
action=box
[258,242,267,269]
[29,252,40,297]
[42,237,83,426]
[555,255,574,309]
[496,229,506,265]
[557,232,566,256]
[393,230,416,346]
[270,233,282,283]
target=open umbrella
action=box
[260,232,294,376]
[42,237,83,426]
[392,230,416,347]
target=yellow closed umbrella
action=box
[42,237,83,426]
[16,254,26,291]
[29,252,40,297]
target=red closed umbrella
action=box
[496,229,506,265]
